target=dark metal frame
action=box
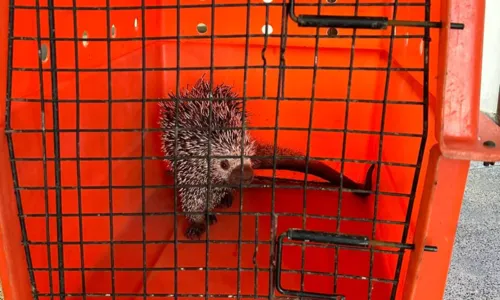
[4,0,464,299]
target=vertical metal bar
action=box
[239,0,252,298]
[174,0,181,299]
[71,0,86,298]
[5,1,39,298]
[34,0,54,297]
[268,2,289,298]
[141,0,147,299]
[254,216,259,299]
[391,0,430,298]
[373,1,399,299]
[334,0,360,293]
[206,1,216,298]
[300,0,323,294]
[46,0,65,297]
[105,0,116,298]
[261,3,270,100]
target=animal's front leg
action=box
[184,212,207,240]
[207,214,218,225]
[182,187,219,240]
[186,215,218,239]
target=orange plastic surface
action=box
[0,1,34,299]
[437,0,500,161]
[0,0,476,299]
[401,145,470,300]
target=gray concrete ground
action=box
[0,163,498,299]
[443,162,500,300]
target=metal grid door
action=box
[4,0,464,299]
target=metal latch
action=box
[274,229,437,299]
[287,0,464,30]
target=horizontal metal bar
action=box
[288,0,464,30]
[297,15,388,29]
[10,156,419,169]
[287,230,369,246]
[34,293,357,298]
[13,182,412,198]
[25,239,404,255]
[8,96,426,105]
[9,65,425,72]
[29,266,397,284]
[283,229,438,252]
[10,34,427,42]
[369,239,438,252]
[12,2,428,11]
[14,184,411,198]
[295,15,464,30]
[5,127,424,138]
[20,212,407,226]
[389,19,464,30]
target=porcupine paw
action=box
[208,214,218,225]
[185,222,206,240]
[217,192,233,209]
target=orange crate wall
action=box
[6,0,442,299]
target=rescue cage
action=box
[0,0,469,299]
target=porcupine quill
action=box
[158,75,376,240]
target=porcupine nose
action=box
[229,164,254,185]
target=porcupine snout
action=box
[228,164,254,185]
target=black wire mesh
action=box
[4,0,438,299]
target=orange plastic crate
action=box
[0,0,487,300]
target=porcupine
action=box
[158,76,376,240]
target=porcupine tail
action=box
[252,143,375,198]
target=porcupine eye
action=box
[220,159,230,170]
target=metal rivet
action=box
[197,23,208,34]
[327,27,338,37]
[39,44,49,63]
[483,140,496,148]
[82,31,89,47]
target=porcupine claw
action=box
[185,223,206,240]
[185,215,219,239]
[208,214,218,225]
